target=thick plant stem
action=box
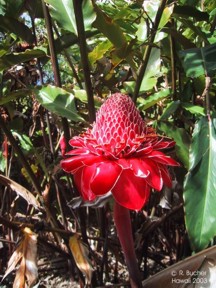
[73,0,96,123]
[114,202,142,288]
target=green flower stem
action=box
[114,202,142,288]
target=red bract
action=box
[61,93,179,210]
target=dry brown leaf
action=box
[0,174,41,210]
[3,227,38,288]
[69,233,93,285]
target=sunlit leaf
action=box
[136,2,173,42]
[12,132,33,152]
[136,18,147,42]
[140,47,161,92]
[74,89,102,109]
[184,117,216,251]
[0,174,42,210]
[45,0,96,34]
[69,234,93,285]
[34,85,84,122]
[158,4,174,29]
[0,151,6,172]
[181,102,205,116]
[88,40,112,65]
[143,0,160,23]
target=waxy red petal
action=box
[116,158,132,169]
[153,140,175,150]
[129,158,150,178]
[74,167,96,201]
[61,154,104,174]
[73,167,96,201]
[146,150,179,166]
[112,169,150,210]
[159,165,172,188]
[90,162,122,195]
[139,159,163,191]
[66,148,90,156]
[69,138,83,147]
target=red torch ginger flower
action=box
[61,93,179,210]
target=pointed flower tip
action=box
[61,93,179,211]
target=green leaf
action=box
[34,85,84,122]
[88,40,112,65]
[160,100,181,121]
[0,49,46,72]
[158,4,174,29]
[140,47,161,92]
[181,102,205,116]
[136,18,147,42]
[184,117,216,251]
[179,43,216,77]
[123,81,135,94]
[74,89,101,109]
[92,4,137,71]
[0,151,6,172]
[45,0,96,34]
[136,2,173,42]
[12,132,33,152]
[93,4,127,49]
[157,121,191,169]
[138,89,171,110]
[0,15,34,43]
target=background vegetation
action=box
[0,0,216,287]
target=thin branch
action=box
[133,0,167,103]
[72,0,96,123]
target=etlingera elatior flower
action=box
[61,93,179,210]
